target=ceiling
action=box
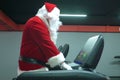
[1,0,120,26]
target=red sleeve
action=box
[28,18,60,60]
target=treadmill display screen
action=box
[74,36,98,65]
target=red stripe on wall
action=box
[59,25,106,32]
[0,10,18,30]
[0,24,120,32]
[59,25,120,32]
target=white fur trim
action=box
[17,67,49,76]
[47,7,60,21]
[36,5,47,17]
[48,52,65,67]
[37,15,49,27]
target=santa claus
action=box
[18,2,72,76]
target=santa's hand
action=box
[60,62,73,70]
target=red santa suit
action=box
[18,2,72,76]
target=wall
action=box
[0,32,120,80]
[0,32,21,80]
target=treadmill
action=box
[14,35,111,80]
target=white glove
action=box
[60,62,73,70]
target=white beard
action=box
[48,19,62,44]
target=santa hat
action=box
[36,2,60,20]
[45,2,57,12]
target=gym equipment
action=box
[13,35,110,80]
[58,44,69,58]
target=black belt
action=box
[19,56,49,67]
[19,56,62,70]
